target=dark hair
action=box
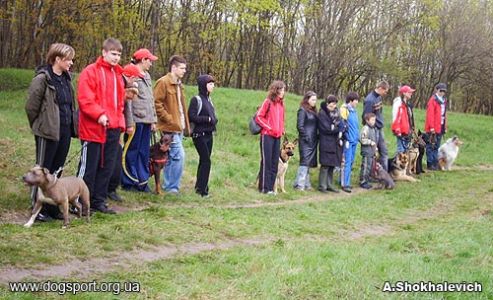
[45,43,75,65]
[102,38,122,52]
[376,80,389,90]
[345,92,359,103]
[300,91,317,113]
[267,80,286,101]
[168,55,186,71]
[364,112,376,121]
[326,94,338,104]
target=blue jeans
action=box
[426,133,442,168]
[396,136,410,154]
[294,165,311,189]
[162,133,185,192]
[341,141,357,187]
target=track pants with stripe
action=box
[258,134,280,193]
[121,123,151,191]
[77,129,120,209]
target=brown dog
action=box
[407,131,426,174]
[274,136,298,193]
[149,133,172,194]
[389,153,420,182]
[22,166,90,228]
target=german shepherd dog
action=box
[408,130,426,175]
[389,152,420,182]
[274,136,298,193]
[149,133,172,194]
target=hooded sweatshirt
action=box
[187,74,218,134]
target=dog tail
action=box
[80,183,91,222]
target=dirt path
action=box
[0,196,463,286]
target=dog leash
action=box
[53,143,88,178]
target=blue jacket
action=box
[340,104,359,143]
[363,90,384,129]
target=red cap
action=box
[399,85,415,94]
[122,64,144,78]
[132,48,158,61]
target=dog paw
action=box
[23,223,32,228]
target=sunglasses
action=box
[439,90,446,93]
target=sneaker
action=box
[35,213,53,222]
[294,186,305,191]
[326,186,340,193]
[91,205,116,214]
[360,182,373,189]
[266,191,277,195]
[108,191,123,202]
[342,186,352,193]
[318,188,329,193]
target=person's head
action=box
[268,80,286,100]
[364,112,376,127]
[197,74,215,95]
[435,83,447,97]
[345,91,360,107]
[399,85,415,100]
[325,95,338,111]
[102,38,122,66]
[132,48,158,72]
[300,91,317,110]
[45,43,75,72]
[169,55,187,79]
[375,80,390,96]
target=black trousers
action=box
[108,143,123,193]
[258,134,280,193]
[77,129,120,208]
[192,133,213,196]
[31,125,72,216]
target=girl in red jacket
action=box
[425,83,448,170]
[391,85,415,154]
[255,80,286,194]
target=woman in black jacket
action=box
[317,95,344,193]
[293,91,318,191]
[188,74,218,197]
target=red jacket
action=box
[255,97,285,138]
[391,101,411,135]
[425,95,447,134]
[77,57,125,143]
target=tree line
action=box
[1,0,492,115]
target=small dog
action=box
[22,166,90,228]
[372,161,395,189]
[149,133,172,194]
[438,136,463,171]
[274,136,298,193]
[389,152,420,182]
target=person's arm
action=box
[77,68,106,124]
[255,99,272,130]
[360,126,373,145]
[296,108,306,136]
[188,96,210,124]
[25,75,46,128]
[153,79,172,125]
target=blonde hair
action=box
[45,43,75,65]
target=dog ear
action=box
[42,168,50,175]
[282,135,289,145]
[292,138,298,146]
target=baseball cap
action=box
[435,83,447,91]
[132,48,158,61]
[399,85,415,94]
[122,64,144,78]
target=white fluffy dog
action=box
[438,136,463,171]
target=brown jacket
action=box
[154,73,190,135]
[25,67,76,141]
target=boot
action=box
[318,166,329,193]
[327,167,340,193]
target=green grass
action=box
[1,68,493,299]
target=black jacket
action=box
[297,107,318,167]
[188,75,218,135]
[318,102,343,167]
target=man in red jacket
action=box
[76,38,126,214]
[425,82,448,170]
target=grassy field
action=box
[0,68,492,299]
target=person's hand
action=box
[126,126,134,135]
[208,117,211,123]
[151,123,157,132]
[98,114,109,126]
[125,87,139,101]
[430,128,435,133]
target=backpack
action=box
[249,100,270,135]
[189,95,202,134]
